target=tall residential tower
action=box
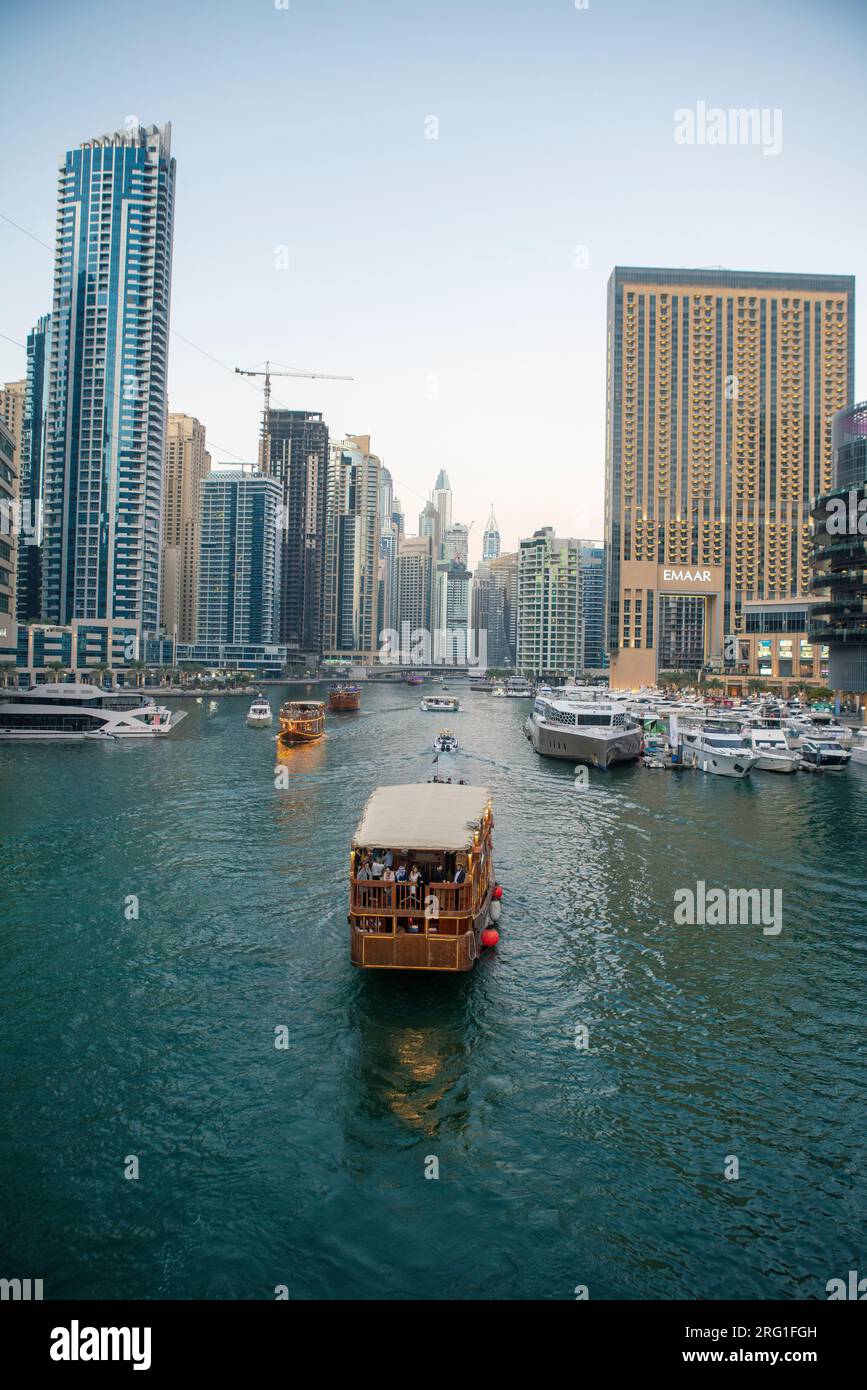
[42,122,176,642]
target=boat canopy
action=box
[352,782,491,852]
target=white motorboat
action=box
[433,730,459,753]
[800,738,851,770]
[745,723,802,773]
[850,730,867,766]
[680,722,758,778]
[421,695,460,712]
[504,676,533,698]
[0,682,186,741]
[246,695,273,727]
[491,685,507,698]
[524,687,641,767]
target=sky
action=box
[1,0,866,569]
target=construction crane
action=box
[234,360,353,473]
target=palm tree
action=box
[92,664,109,689]
[0,660,16,689]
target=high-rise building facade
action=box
[161,413,211,641]
[263,409,328,658]
[483,506,500,560]
[42,123,176,642]
[17,316,51,621]
[196,471,281,646]
[579,541,607,670]
[433,468,452,535]
[396,534,433,642]
[810,400,867,692]
[0,380,25,648]
[0,417,18,667]
[516,528,582,677]
[324,435,381,658]
[490,551,518,667]
[471,561,509,668]
[604,267,854,688]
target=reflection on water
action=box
[0,683,865,1299]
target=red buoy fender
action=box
[481,927,499,947]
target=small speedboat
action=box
[246,696,273,727]
[434,730,459,753]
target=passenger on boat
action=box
[356,858,372,881]
[383,848,394,869]
[382,865,395,883]
[395,863,407,883]
[371,854,384,879]
[454,860,467,884]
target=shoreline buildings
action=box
[604,266,854,691]
[516,528,582,677]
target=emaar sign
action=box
[663,568,712,584]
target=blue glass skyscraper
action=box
[42,122,175,638]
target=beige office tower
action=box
[604,268,854,689]
[161,414,211,642]
[0,381,26,475]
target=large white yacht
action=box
[0,683,186,741]
[744,721,802,773]
[246,695,273,727]
[524,688,641,767]
[679,720,758,778]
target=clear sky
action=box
[1,0,865,567]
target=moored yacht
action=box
[524,688,641,767]
[680,721,758,778]
[505,676,533,697]
[744,722,801,773]
[0,683,186,741]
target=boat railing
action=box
[350,876,477,934]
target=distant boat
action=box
[421,695,460,713]
[404,673,424,686]
[328,683,361,712]
[246,696,273,727]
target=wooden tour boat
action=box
[349,782,499,972]
[328,683,361,712]
[278,699,325,744]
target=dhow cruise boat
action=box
[524,688,641,767]
[0,683,186,741]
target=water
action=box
[1,684,865,1300]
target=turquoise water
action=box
[1,684,865,1300]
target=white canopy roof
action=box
[353,783,490,852]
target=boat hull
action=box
[328,693,360,712]
[526,717,640,768]
[351,899,490,972]
[688,748,757,778]
[753,752,800,773]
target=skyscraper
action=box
[433,468,452,535]
[579,541,607,671]
[489,551,518,667]
[324,435,381,658]
[604,266,854,688]
[42,122,176,641]
[263,409,329,659]
[0,417,18,668]
[196,471,282,645]
[161,413,211,642]
[397,534,433,643]
[483,505,501,560]
[17,315,51,621]
[810,401,867,692]
[516,528,582,677]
